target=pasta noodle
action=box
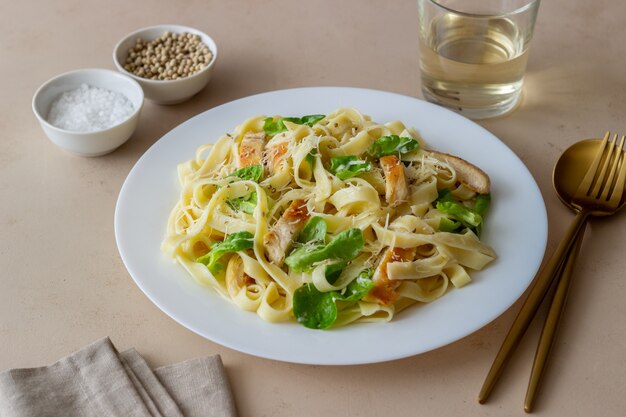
[161,108,496,329]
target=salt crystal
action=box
[47,84,135,132]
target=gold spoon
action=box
[479,134,626,408]
[523,138,626,411]
[553,138,626,213]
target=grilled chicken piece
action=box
[237,132,266,168]
[426,150,490,194]
[368,247,417,305]
[266,142,288,175]
[380,155,409,207]
[264,199,310,266]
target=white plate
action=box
[115,87,547,365]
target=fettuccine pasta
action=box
[161,108,496,329]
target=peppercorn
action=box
[123,31,213,81]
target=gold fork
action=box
[479,132,626,410]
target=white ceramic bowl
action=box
[113,24,218,105]
[32,68,144,157]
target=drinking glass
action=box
[417,0,540,119]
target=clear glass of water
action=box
[417,0,540,119]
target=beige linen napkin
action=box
[0,338,237,417]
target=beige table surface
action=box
[2,0,625,416]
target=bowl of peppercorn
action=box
[113,24,217,105]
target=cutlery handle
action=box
[478,210,589,404]
[524,223,586,413]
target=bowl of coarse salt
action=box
[113,24,217,104]
[32,68,143,157]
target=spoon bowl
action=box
[553,138,626,215]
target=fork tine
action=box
[590,133,617,198]
[575,132,610,198]
[608,136,626,206]
[600,136,624,201]
[598,134,624,200]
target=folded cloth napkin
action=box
[0,338,237,417]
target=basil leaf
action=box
[338,269,374,302]
[196,231,254,274]
[263,115,326,136]
[285,228,364,272]
[322,228,365,260]
[263,117,287,136]
[435,189,491,234]
[472,194,490,236]
[324,261,348,285]
[226,192,257,214]
[298,216,327,244]
[284,245,322,272]
[293,283,337,329]
[473,193,491,217]
[293,268,374,329]
[436,188,453,203]
[329,155,372,180]
[304,151,316,168]
[284,114,325,126]
[436,201,483,228]
[367,135,419,158]
[438,216,462,233]
[229,165,263,182]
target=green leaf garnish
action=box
[329,155,372,180]
[263,118,287,136]
[436,188,453,203]
[304,151,316,169]
[196,231,254,274]
[324,261,348,285]
[226,192,257,214]
[229,165,263,182]
[298,216,327,244]
[473,193,491,217]
[438,217,462,233]
[285,228,364,272]
[367,135,419,158]
[338,269,374,301]
[263,115,326,136]
[293,283,337,329]
[436,201,483,228]
[292,268,374,329]
[435,189,491,234]
[284,114,325,126]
